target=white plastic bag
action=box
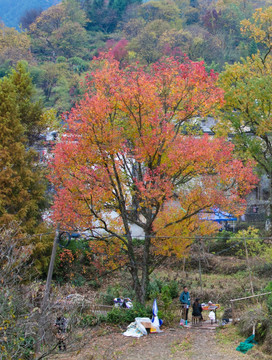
[123,322,144,337]
[209,311,215,322]
[123,318,150,337]
[135,317,150,335]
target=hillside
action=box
[0,0,60,29]
[1,0,271,115]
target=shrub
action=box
[205,231,232,255]
[56,56,67,63]
[71,274,86,287]
[87,278,102,289]
[106,303,152,324]
[262,329,272,355]
[238,307,271,343]
[227,227,265,257]
[106,307,125,324]
[21,336,35,359]
[157,308,175,325]
[54,239,99,285]
[99,284,121,305]
[0,287,36,360]
[132,238,144,247]
[79,313,99,327]
[99,283,135,305]
[68,57,89,73]
[147,278,164,300]
[148,278,179,300]
[161,285,172,310]
[168,280,179,299]
[254,262,272,277]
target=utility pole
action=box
[243,235,254,296]
[198,256,203,294]
[198,238,203,294]
[35,224,60,358]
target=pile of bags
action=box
[123,299,163,337]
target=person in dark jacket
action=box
[192,298,203,320]
[179,286,191,321]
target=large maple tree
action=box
[50,56,257,302]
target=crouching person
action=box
[192,298,203,325]
[54,314,68,351]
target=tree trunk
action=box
[265,174,272,233]
[128,258,142,303]
[140,230,152,304]
[126,234,143,303]
[243,236,254,296]
[126,229,152,304]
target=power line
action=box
[9,228,272,246]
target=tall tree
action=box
[138,0,180,23]
[9,62,45,146]
[0,23,33,66]
[29,1,89,61]
[0,63,47,232]
[50,56,257,303]
[83,0,142,32]
[217,6,272,223]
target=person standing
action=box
[179,286,191,321]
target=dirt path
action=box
[115,328,248,360]
[50,325,259,360]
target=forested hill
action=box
[1,0,271,116]
[0,0,60,28]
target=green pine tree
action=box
[0,63,47,233]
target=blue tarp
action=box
[201,208,237,222]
